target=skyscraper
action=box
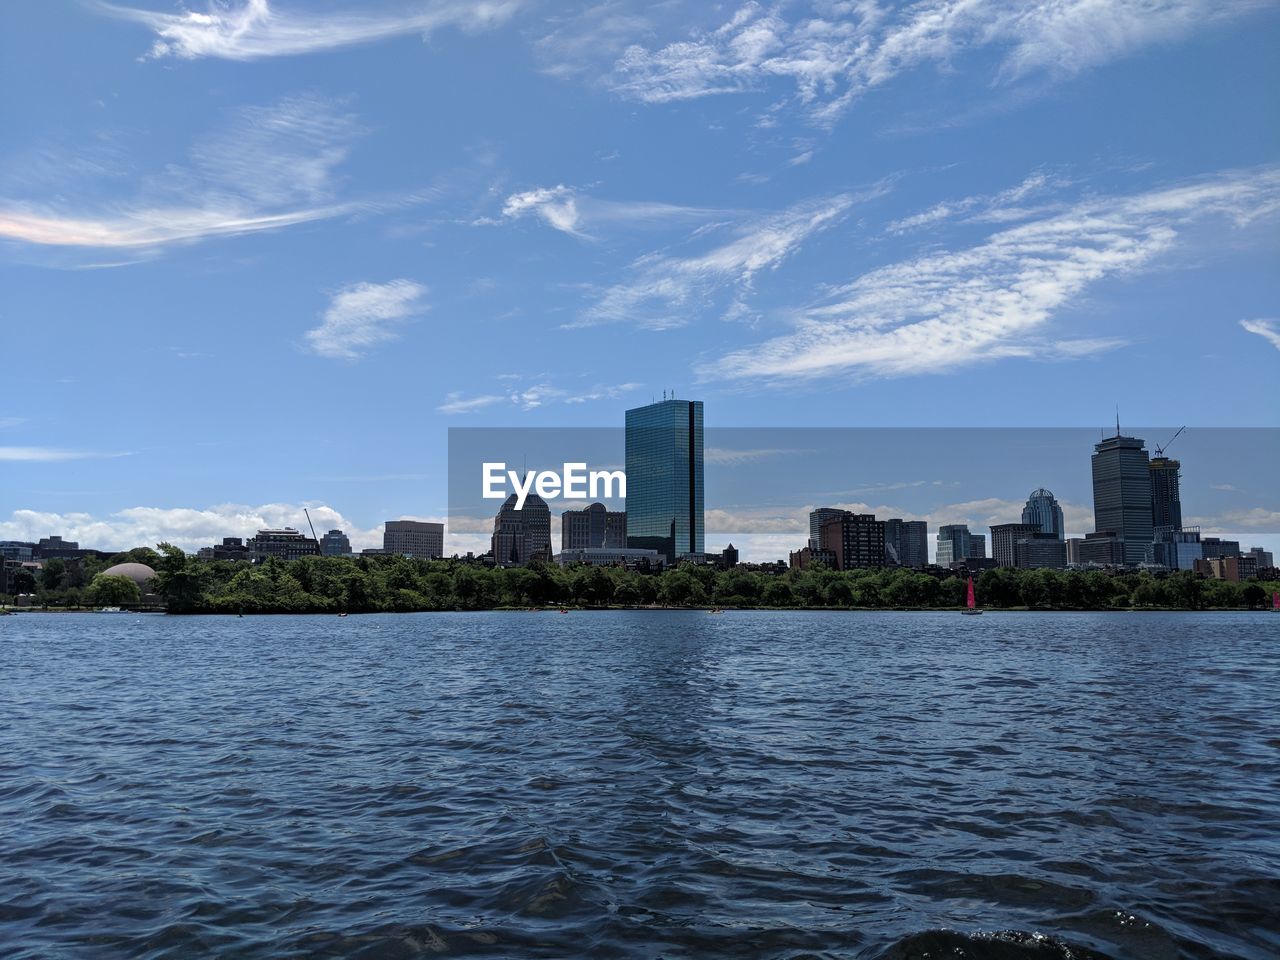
[625,399,704,564]
[884,518,928,568]
[561,502,627,550]
[384,520,444,559]
[1091,432,1154,566]
[1022,488,1065,539]
[1148,456,1183,531]
[936,524,972,565]
[491,494,551,567]
[819,513,886,570]
[991,522,1040,568]
[808,508,845,550]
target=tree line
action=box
[10,544,1271,612]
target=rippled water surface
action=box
[2,611,1278,959]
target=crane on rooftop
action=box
[1154,426,1185,458]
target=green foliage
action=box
[86,574,142,607]
[84,546,1268,615]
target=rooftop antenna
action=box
[1115,406,1121,437]
[1155,426,1185,458]
[303,508,319,544]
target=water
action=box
[1,611,1277,959]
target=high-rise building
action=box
[625,398,704,564]
[1065,538,1084,565]
[1091,433,1154,566]
[247,528,320,562]
[1148,456,1183,532]
[808,508,845,551]
[1022,488,1065,539]
[819,513,886,570]
[561,503,627,551]
[1246,546,1274,569]
[384,520,444,559]
[991,523,1041,568]
[1016,534,1068,569]
[320,529,352,557]
[884,518,928,568]
[935,524,971,565]
[492,494,551,567]
[1200,537,1241,559]
[1154,527,1202,571]
[969,534,986,559]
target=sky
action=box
[1,0,1277,560]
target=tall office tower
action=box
[561,502,627,550]
[1091,432,1154,566]
[935,524,973,565]
[884,518,928,568]
[491,495,551,567]
[1148,457,1183,532]
[1246,546,1274,569]
[968,534,987,559]
[1022,488,1066,539]
[808,507,846,551]
[991,522,1041,568]
[819,513,886,570]
[384,520,445,559]
[625,398,704,564]
[319,529,352,557]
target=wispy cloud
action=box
[1240,318,1280,352]
[886,171,1071,234]
[704,447,808,466]
[578,191,866,328]
[304,279,427,359]
[603,1,1268,126]
[702,167,1280,383]
[438,392,506,414]
[490,184,720,238]
[95,0,522,61]
[0,447,130,462]
[438,380,641,414]
[0,93,364,251]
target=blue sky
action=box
[1,0,1277,558]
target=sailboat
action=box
[961,575,983,615]
[1272,591,1279,613]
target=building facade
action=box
[555,547,663,570]
[1021,488,1065,539]
[1154,527,1202,571]
[247,528,320,562]
[1246,546,1274,569]
[384,520,444,559]
[625,398,704,564]
[492,494,551,567]
[1148,456,1183,531]
[561,503,627,551]
[808,508,845,551]
[1200,537,1242,559]
[1016,534,1068,569]
[1091,433,1154,566]
[320,529,352,557]
[884,518,928,568]
[991,522,1041,568]
[819,513,886,570]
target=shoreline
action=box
[4,605,1273,616]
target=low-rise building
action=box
[789,546,837,570]
[246,528,320,562]
[555,547,663,570]
[384,520,444,559]
[1195,555,1258,581]
[1016,534,1067,569]
[320,529,352,557]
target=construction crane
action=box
[1154,426,1185,458]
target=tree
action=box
[86,574,141,607]
[41,558,66,591]
[1242,583,1266,609]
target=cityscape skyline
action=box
[2,2,1277,561]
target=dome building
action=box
[1021,489,1065,540]
[101,562,157,590]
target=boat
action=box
[1273,591,1279,612]
[961,576,983,615]
[96,606,126,614]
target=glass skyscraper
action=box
[624,399,704,564]
[1021,488,1065,539]
[1091,433,1154,566]
[1148,456,1183,531]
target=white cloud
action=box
[437,380,642,414]
[304,280,427,359]
[886,171,1070,234]
[0,447,129,462]
[96,0,522,61]
[438,392,506,415]
[1240,318,1280,352]
[0,94,365,250]
[494,184,720,238]
[604,1,1267,126]
[579,191,863,328]
[702,167,1280,382]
